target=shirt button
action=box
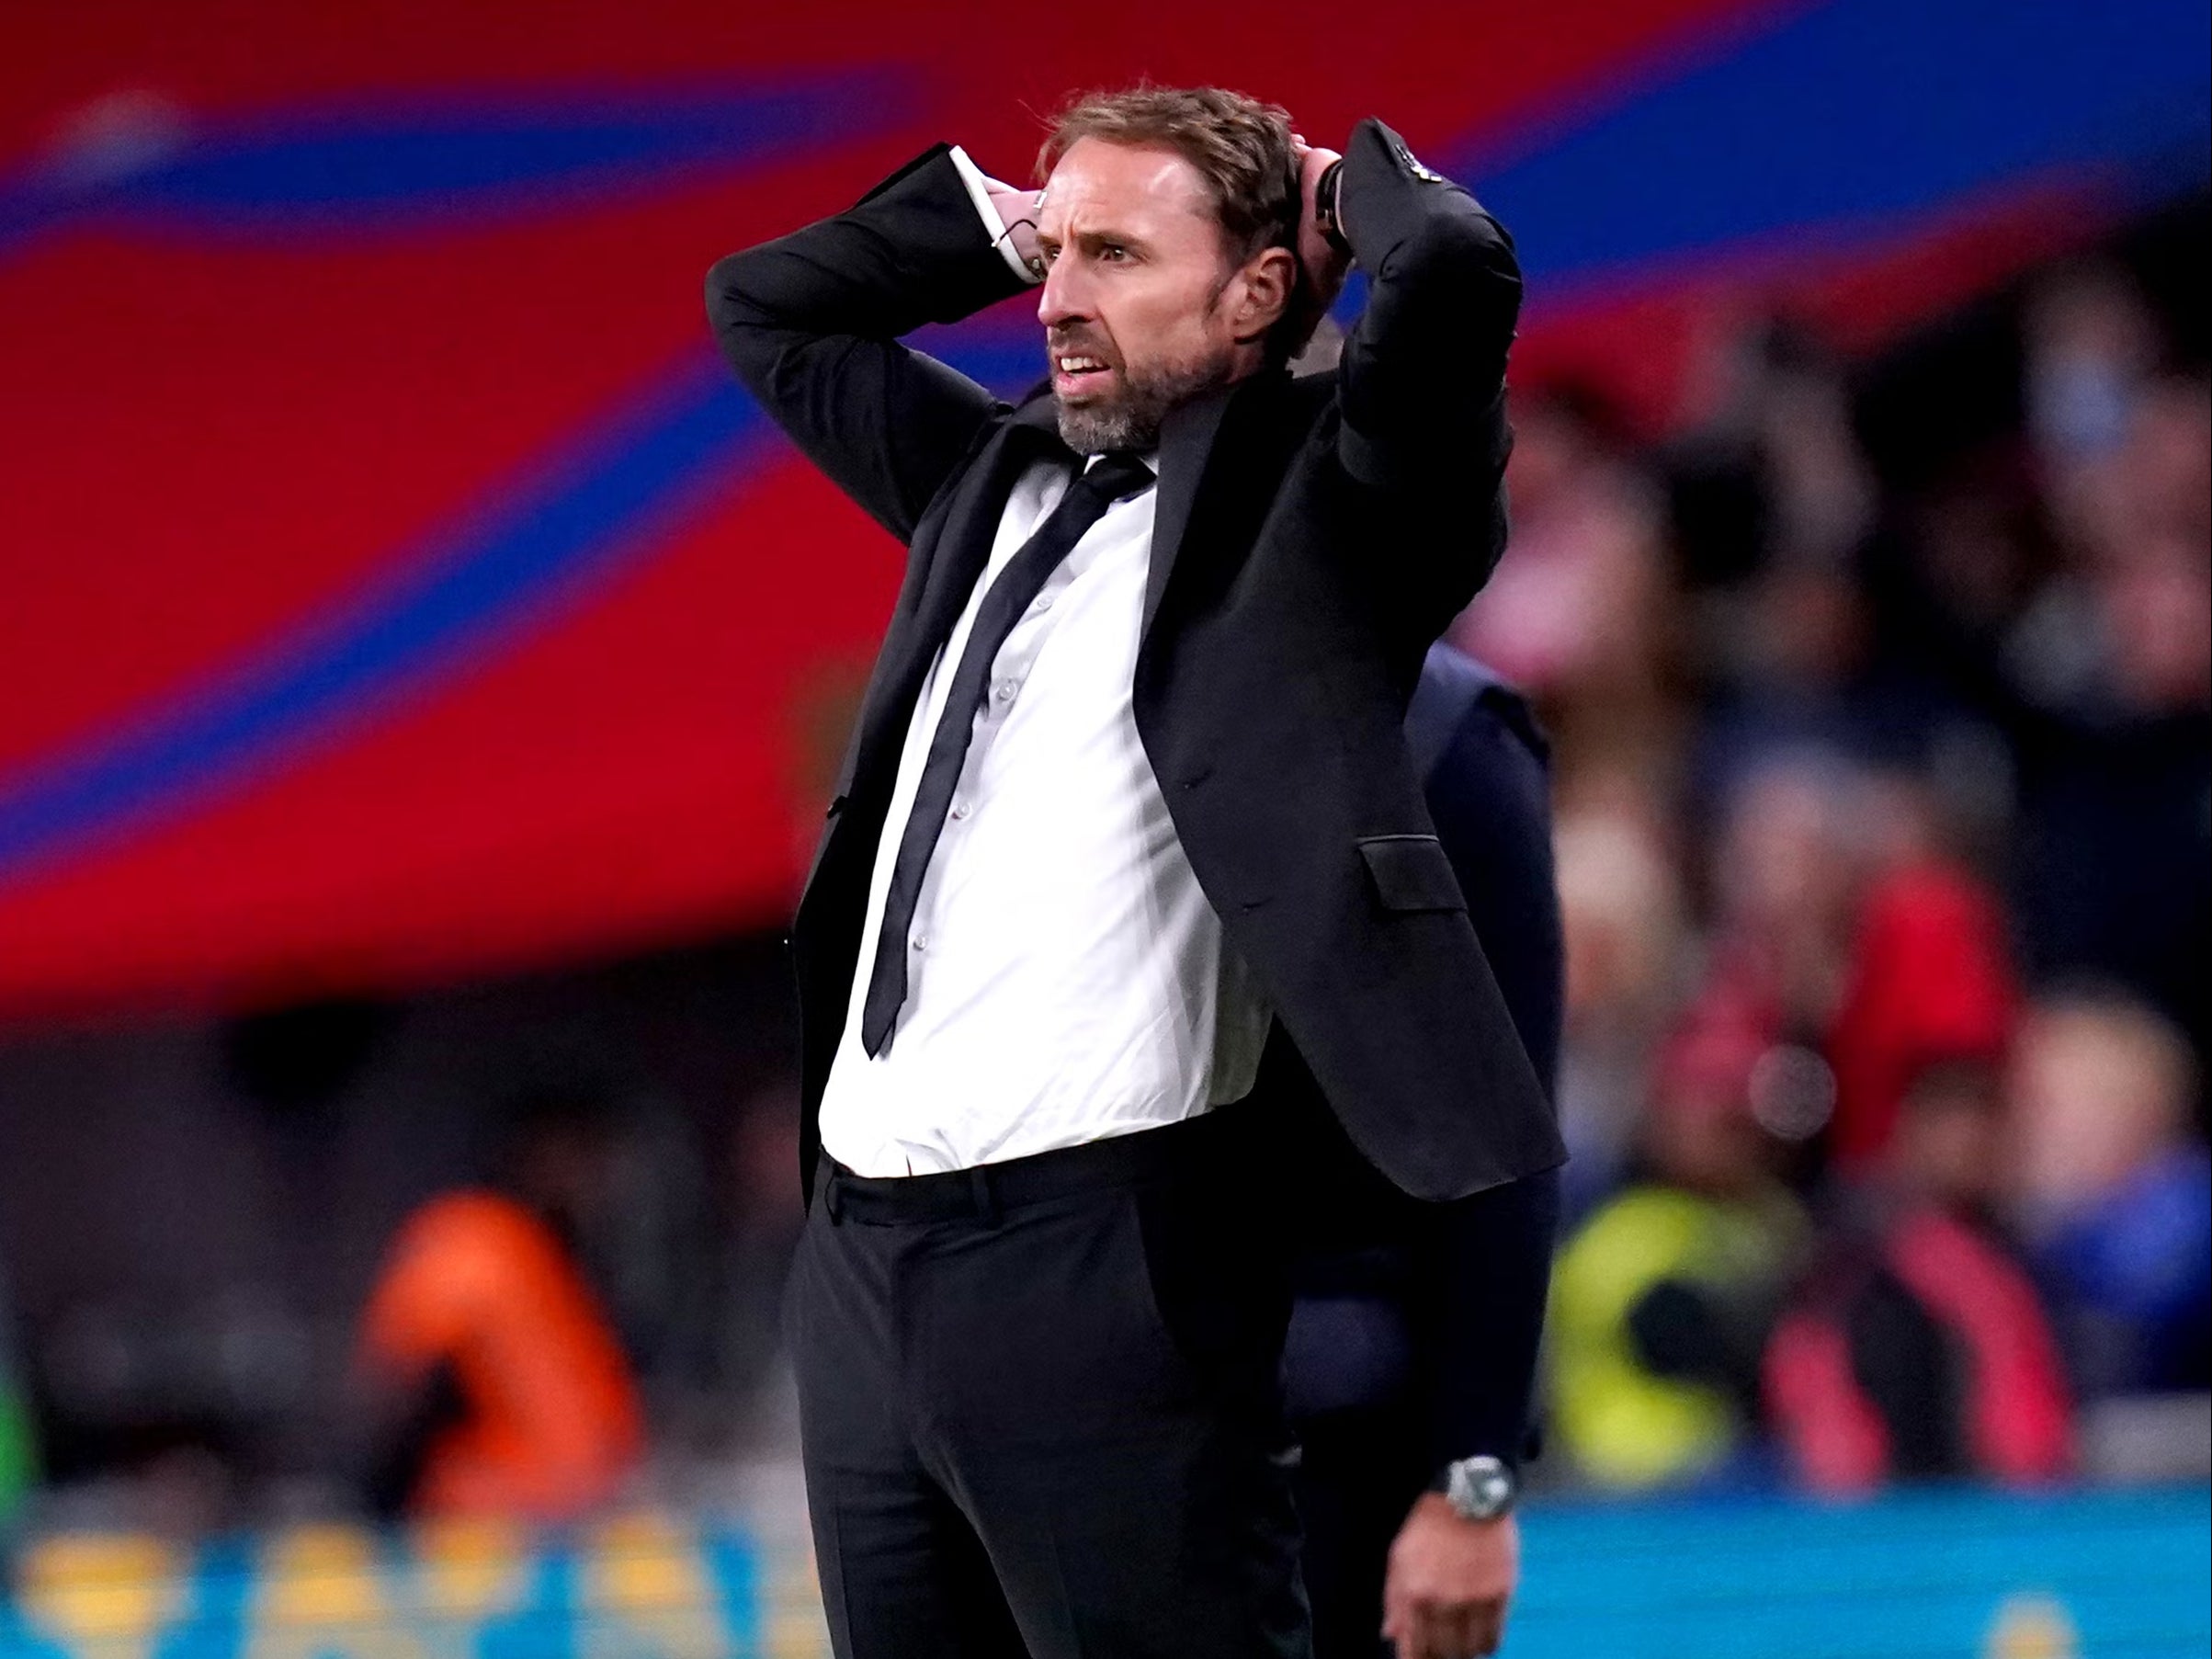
[993,679,1019,703]
[911,933,929,952]
[949,800,970,820]
[1031,595,1054,615]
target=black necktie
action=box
[859,450,1155,1056]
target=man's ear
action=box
[1229,247,1298,345]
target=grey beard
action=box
[1054,355,1230,454]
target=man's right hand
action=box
[981,175,1045,278]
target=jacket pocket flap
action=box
[1357,835,1466,913]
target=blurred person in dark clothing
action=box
[2009,375,2211,1106]
[1861,307,2210,1102]
[352,1090,642,1521]
[2009,992,2212,1395]
[1280,642,1561,1659]
[1765,1056,2073,1494]
[1668,319,2028,894]
[1667,319,1877,591]
[1547,1006,1809,1490]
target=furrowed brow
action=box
[1075,228,1146,256]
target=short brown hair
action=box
[1038,85,1301,268]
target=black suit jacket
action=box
[1283,642,1563,1467]
[707,119,1565,1204]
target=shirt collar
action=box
[1083,452,1159,475]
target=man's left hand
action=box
[1287,136,1350,350]
[1380,1494,1519,1659]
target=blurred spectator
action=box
[1683,757,2018,1174]
[1550,780,1691,1218]
[1548,1007,1809,1490]
[1824,819,2019,1171]
[353,1090,643,1522]
[2009,377,2212,1098]
[2017,349,2212,1070]
[1765,1060,2074,1494]
[2009,993,2212,1396]
[1703,322,1879,575]
[1665,320,2022,858]
[2024,263,2165,552]
[1448,384,1683,789]
[1853,262,2211,1097]
[1690,756,1865,1064]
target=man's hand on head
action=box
[1288,136,1351,347]
[1381,1494,1518,1659]
[981,174,1045,278]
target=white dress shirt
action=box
[817,437,1273,1176]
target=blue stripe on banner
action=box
[0,357,767,891]
[1456,0,2211,292]
[0,322,1043,894]
[0,74,913,252]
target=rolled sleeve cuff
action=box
[948,144,1041,285]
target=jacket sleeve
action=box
[1411,1166,1561,1471]
[1332,119,1523,604]
[705,144,1034,542]
[1410,680,1564,1472]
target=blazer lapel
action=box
[1142,369,1310,643]
[910,397,1061,636]
[841,401,1061,799]
[1140,381,1237,641]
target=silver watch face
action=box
[1446,1455,1515,1521]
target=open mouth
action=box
[1052,352,1115,395]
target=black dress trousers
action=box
[787,1110,1312,1659]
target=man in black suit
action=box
[709,85,1562,1659]
[1287,642,1563,1659]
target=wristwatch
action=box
[1311,158,1351,256]
[1433,1455,1517,1523]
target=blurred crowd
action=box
[1499,219,2211,1494]
[1,204,2206,1539]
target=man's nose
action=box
[1038,258,1090,331]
